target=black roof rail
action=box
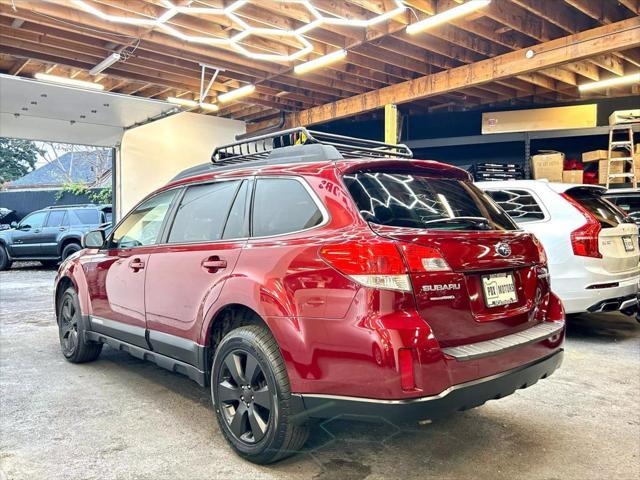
[211,127,412,165]
[44,204,97,209]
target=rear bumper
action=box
[558,273,639,314]
[587,293,638,315]
[296,349,563,422]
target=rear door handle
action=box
[202,256,227,273]
[128,258,145,272]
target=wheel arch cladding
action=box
[55,277,75,323]
[204,304,286,376]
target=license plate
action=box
[622,236,635,252]
[482,272,518,308]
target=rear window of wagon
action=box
[343,171,517,231]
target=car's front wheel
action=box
[57,287,102,363]
[211,325,309,464]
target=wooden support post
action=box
[385,104,398,145]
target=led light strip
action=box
[71,0,406,62]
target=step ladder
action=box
[606,124,638,189]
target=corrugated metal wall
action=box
[0,189,106,220]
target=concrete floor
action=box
[1,264,638,480]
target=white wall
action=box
[117,112,245,218]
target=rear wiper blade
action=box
[421,216,492,228]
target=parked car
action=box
[604,188,640,226]
[0,204,112,270]
[55,130,565,464]
[0,207,18,231]
[478,181,639,317]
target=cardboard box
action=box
[562,170,583,184]
[531,151,564,182]
[609,109,640,125]
[598,159,624,184]
[582,150,625,163]
[482,104,597,134]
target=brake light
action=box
[561,193,602,258]
[319,241,411,292]
[398,243,451,272]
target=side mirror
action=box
[82,229,105,249]
[10,221,17,228]
[18,223,31,230]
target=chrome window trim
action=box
[248,175,330,241]
[104,174,330,249]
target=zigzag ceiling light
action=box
[71,0,407,62]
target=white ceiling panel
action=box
[0,74,179,147]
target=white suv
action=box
[477,180,639,316]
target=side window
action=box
[252,178,323,237]
[485,189,545,222]
[168,180,240,244]
[110,190,176,249]
[45,210,68,227]
[69,209,100,226]
[222,180,249,239]
[19,211,47,229]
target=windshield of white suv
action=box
[344,172,517,231]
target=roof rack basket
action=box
[211,127,412,165]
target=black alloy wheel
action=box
[217,350,273,444]
[211,324,309,463]
[57,287,102,363]
[59,294,79,357]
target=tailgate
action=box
[373,225,549,347]
[599,223,639,273]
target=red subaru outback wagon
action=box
[55,129,565,464]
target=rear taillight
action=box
[319,240,451,292]
[319,241,411,292]
[561,193,602,258]
[398,243,451,272]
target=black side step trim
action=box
[86,331,207,386]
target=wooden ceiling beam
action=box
[511,0,627,76]
[288,17,640,126]
[8,57,29,75]
[0,7,370,104]
[563,0,640,66]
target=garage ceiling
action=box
[0,74,178,146]
[0,0,639,133]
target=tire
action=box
[57,287,102,363]
[40,260,59,268]
[211,325,309,464]
[0,245,11,271]
[61,242,81,261]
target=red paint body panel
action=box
[55,156,565,404]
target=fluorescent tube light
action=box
[34,73,105,90]
[217,84,255,103]
[578,73,640,92]
[167,97,198,108]
[90,52,121,75]
[199,102,219,111]
[167,97,220,111]
[294,50,347,75]
[406,0,491,35]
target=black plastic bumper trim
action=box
[296,349,563,421]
